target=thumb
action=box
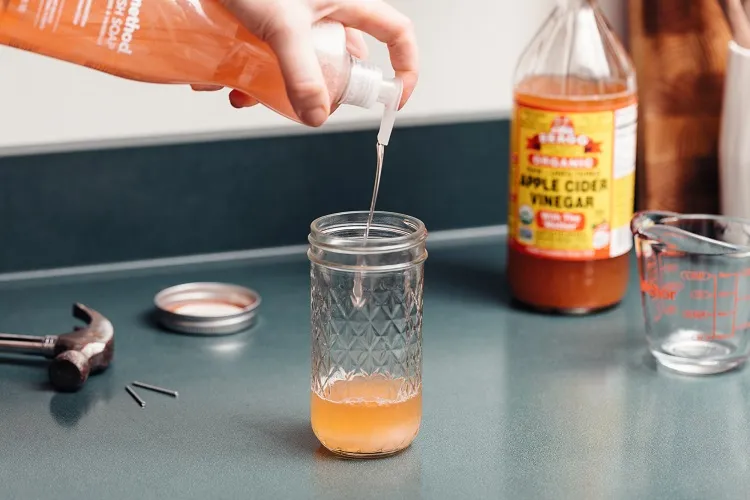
[264,18,330,127]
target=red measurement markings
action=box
[714,274,718,337]
[662,304,677,316]
[697,332,734,341]
[680,271,714,281]
[656,253,666,322]
[715,269,750,278]
[640,280,683,300]
[682,310,714,320]
[681,307,734,319]
[675,270,744,340]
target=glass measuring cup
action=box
[632,211,750,375]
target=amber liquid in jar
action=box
[508,76,637,312]
[311,375,421,457]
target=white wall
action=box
[0,0,626,155]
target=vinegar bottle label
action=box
[508,98,638,261]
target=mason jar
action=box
[308,211,427,458]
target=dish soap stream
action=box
[365,142,386,239]
[350,77,402,308]
[352,142,385,307]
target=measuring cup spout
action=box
[631,211,750,256]
[631,210,680,241]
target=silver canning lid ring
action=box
[154,282,261,335]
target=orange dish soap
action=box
[0,3,400,122]
[507,0,638,314]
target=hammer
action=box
[0,303,114,391]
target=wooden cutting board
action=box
[629,0,732,213]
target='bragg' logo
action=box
[525,116,601,169]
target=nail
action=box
[125,385,146,408]
[299,106,327,127]
[132,381,179,398]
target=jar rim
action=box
[309,211,427,254]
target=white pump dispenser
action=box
[340,58,403,145]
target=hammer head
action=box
[49,303,114,392]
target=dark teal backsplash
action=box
[0,119,510,273]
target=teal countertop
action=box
[1,235,749,500]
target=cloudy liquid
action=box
[311,375,421,457]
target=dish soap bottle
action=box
[507,0,638,314]
[0,1,402,123]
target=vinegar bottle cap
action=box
[340,58,404,146]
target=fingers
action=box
[727,0,750,46]
[325,1,418,108]
[219,0,330,126]
[263,15,331,126]
[345,27,369,59]
[191,84,224,91]
[191,85,258,108]
[229,90,260,108]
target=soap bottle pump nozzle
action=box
[376,77,403,146]
[340,58,404,146]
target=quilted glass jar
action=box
[308,211,427,458]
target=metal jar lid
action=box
[154,282,261,335]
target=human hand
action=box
[192,0,418,127]
[721,0,750,48]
